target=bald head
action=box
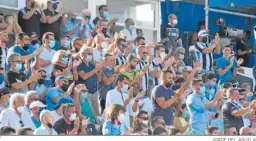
[68,11,77,19]
[125,18,134,28]
[240,127,250,135]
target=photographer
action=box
[18,0,46,36]
[236,39,252,67]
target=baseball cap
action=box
[198,30,209,37]
[29,101,47,109]
[29,32,38,38]
[48,0,59,3]
[0,88,11,98]
[54,98,74,109]
[55,75,66,83]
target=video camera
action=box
[215,18,251,44]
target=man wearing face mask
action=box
[195,30,221,73]
[29,32,41,49]
[93,34,108,63]
[41,0,66,41]
[63,11,81,39]
[78,47,103,116]
[132,36,146,54]
[116,38,127,66]
[81,9,95,40]
[120,18,137,42]
[105,74,145,128]
[0,88,11,114]
[35,32,56,87]
[186,79,223,135]
[5,53,41,93]
[0,93,35,130]
[34,110,58,135]
[45,75,74,111]
[161,14,183,54]
[51,98,73,124]
[24,91,39,116]
[59,35,71,50]
[174,47,185,61]
[53,103,87,135]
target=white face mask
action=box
[17,106,24,113]
[69,113,77,121]
[121,84,128,93]
[118,113,126,124]
[150,48,154,56]
[173,19,178,25]
[142,120,148,125]
[160,52,167,59]
[101,42,108,49]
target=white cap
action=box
[30,101,47,109]
[198,30,209,37]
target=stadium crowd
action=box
[1,0,256,136]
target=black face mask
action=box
[202,37,208,43]
[61,83,69,91]
[38,79,45,85]
[23,44,29,50]
[47,123,53,128]
[131,65,136,70]
[71,18,76,22]
[31,40,38,45]
[52,3,58,10]
[85,16,91,21]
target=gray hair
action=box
[7,53,20,65]
[24,91,38,105]
[39,110,52,123]
[175,47,185,54]
[79,46,91,56]
[168,14,176,20]
[10,93,24,107]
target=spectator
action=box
[34,110,58,135]
[29,32,41,49]
[59,35,71,50]
[153,127,168,135]
[51,98,73,124]
[205,73,217,101]
[99,54,117,114]
[34,69,48,103]
[169,127,182,135]
[18,0,46,36]
[174,47,185,61]
[137,110,153,135]
[71,37,84,54]
[35,32,56,87]
[41,0,66,41]
[151,116,166,130]
[93,34,108,63]
[115,38,127,66]
[241,83,253,102]
[78,46,103,116]
[53,103,87,135]
[45,75,74,111]
[222,88,256,132]
[0,31,9,69]
[131,119,148,135]
[80,9,95,40]
[105,74,145,128]
[17,127,34,135]
[0,88,11,114]
[191,21,205,46]
[0,126,16,135]
[210,112,224,133]
[216,45,243,85]
[63,11,81,39]
[0,93,35,130]
[132,36,145,54]
[194,30,221,73]
[30,101,47,128]
[5,53,40,93]
[237,39,252,67]
[102,104,131,135]
[24,91,39,115]
[161,14,183,54]
[206,126,219,135]
[186,79,223,135]
[120,18,137,41]
[173,103,189,135]
[239,127,251,135]
[224,127,238,135]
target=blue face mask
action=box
[103,11,110,20]
[129,25,134,31]
[5,99,10,108]
[64,40,71,48]
[210,82,215,89]
[183,110,189,118]
[178,66,184,73]
[86,55,92,62]
[62,57,69,65]
[199,86,206,97]
[179,54,185,60]
[0,74,4,84]
[15,63,22,71]
[49,40,56,48]
[81,92,88,100]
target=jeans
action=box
[87,91,100,116]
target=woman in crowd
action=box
[131,118,149,135]
[173,103,189,135]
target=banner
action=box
[209,0,256,8]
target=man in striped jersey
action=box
[195,30,221,73]
[115,38,127,66]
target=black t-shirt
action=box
[41,9,62,40]
[18,7,41,35]
[161,24,180,54]
[5,71,28,93]
[221,101,244,131]
[236,40,248,66]
[53,118,82,135]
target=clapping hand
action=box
[215,90,224,101]
[74,117,80,130]
[74,84,87,95]
[67,82,75,95]
[214,33,220,45]
[193,60,201,70]
[82,117,90,127]
[237,58,244,66]
[135,91,146,100]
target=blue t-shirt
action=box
[151,85,174,126]
[99,68,115,100]
[31,116,41,128]
[46,87,72,111]
[63,19,80,39]
[78,62,98,94]
[102,121,128,135]
[216,56,237,85]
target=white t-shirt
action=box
[105,89,139,128]
[93,48,106,63]
[51,110,62,124]
[120,28,137,41]
[39,47,56,80]
[33,125,58,135]
[1,47,7,68]
[0,107,36,130]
